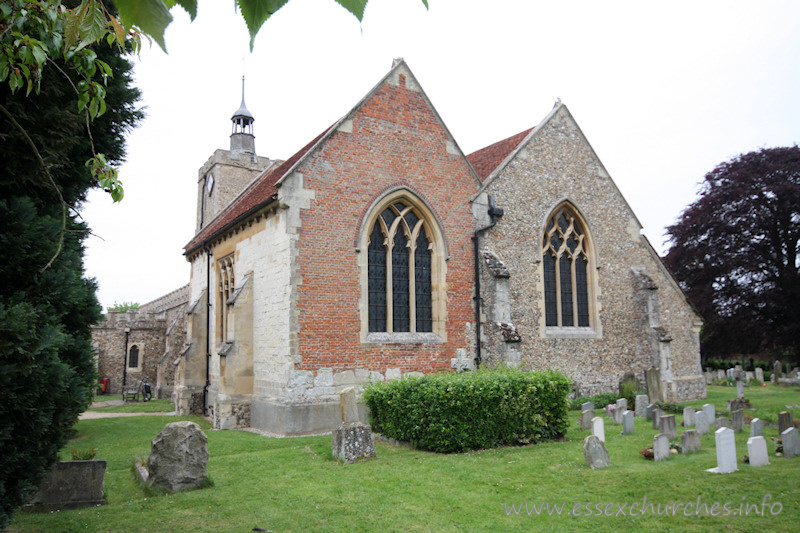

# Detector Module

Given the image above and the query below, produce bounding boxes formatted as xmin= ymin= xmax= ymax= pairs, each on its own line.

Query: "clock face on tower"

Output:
xmin=206 ymin=173 xmax=214 ymax=195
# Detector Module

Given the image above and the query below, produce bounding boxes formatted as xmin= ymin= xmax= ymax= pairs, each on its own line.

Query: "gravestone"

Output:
xmin=747 ymin=436 xmax=770 ymax=467
xmin=683 ymin=407 xmax=696 ymax=427
xmin=735 ymin=364 xmax=743 ymax=371
xmin=726 ymin=368 xmax=734 ymax=379
xmin=580 ymin=409 xmax=595 ymax=431
xmin=339 ymin=387 xmax=359 ymax=423
xmin=148 ymin=421 xmax=209 ymax=493
xmin=783 ymin=427 xmax=800 ymax=459
xmin=750 ymin=418 xmax=764 ymax=438
xmin=706 ymin=427 xmax=737 ymax=474
xmin=715 ymin=417 xmax=731 ymax=430
xmin=592 ymin=417 xmax=605 ymax=443
xmin=727 ymin=397 xmax=750 ymax=412
xmin=332 ymin=388 xmax=376 ymax=463
xmin=635 ymin=395 xmax=648 ymax=417
xmin=682 ymin=430 xmax=701 ymax=454
xmin=702 ymin=404 xmax=715 ymax=425
xmin=622 ymin=410 xmax=634 ymax=434
xmin=612 ymin=404 xmax=623 ymax=425
xmin=652 ymin=409 xmax=663 ymax=430
xmin=645 ymin=403 xmax=655 ymax=421
xmin=581 ymin=401 xmax=594 ymax=413
xmin=778 ymin=411 xmax=794 ymax=435
xmin=736 ymin=380 xmax=745 ymax=399
xmin=653 ymin=433 xmax=670 ymax=462
xmin=731 ymin=409 xmax=744 ymax=433
xmin=755 ymin=368 xmax=764 ymax=383
xmin=695 ymin=414 xmax=710 ymax=436
xmin=583 ymin=435 xmax=610 ymax=469
xmin=660 ymin=414 xmax=677 ymax=440
xmin=716 ymin=370 xmax=725 ymax=381
xmin=645 ymin=367 xmax=664 ymax=403
xmin=705 ymin=372 xmax=713 ymax=385
xmin=774 ymin=360 xmax=783 ymax=380
xmin=745 ymin=371 xmax=754 ymax=382
xmin=616 ymin=398 xmax=628 ymax=412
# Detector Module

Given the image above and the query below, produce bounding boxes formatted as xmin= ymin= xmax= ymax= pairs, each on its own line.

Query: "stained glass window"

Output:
xmin=542 ymin=205 xmax=592 ymax=328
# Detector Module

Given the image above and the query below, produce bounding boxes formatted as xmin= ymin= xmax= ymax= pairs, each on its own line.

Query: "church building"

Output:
xmin=174 ymin=59 xmax=705 ymax=434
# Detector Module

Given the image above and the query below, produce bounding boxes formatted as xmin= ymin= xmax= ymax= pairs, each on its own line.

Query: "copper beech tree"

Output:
xmin=664 ymin=146 xmax=800 ymax=361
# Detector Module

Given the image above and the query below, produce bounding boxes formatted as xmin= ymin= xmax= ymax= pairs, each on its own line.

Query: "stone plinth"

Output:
xmin=332 ymin=422 xmax=376 ymax=463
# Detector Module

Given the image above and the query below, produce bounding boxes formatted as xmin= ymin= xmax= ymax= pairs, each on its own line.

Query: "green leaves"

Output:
xmin=86 ymin=154 xmax=124 ymax=202
xmin=237 ymin=0 xmax=290 ymax=51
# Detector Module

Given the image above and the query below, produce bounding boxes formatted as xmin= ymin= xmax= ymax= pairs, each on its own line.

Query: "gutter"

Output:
xmin=472 ymin=195 xmax=503 ymax=369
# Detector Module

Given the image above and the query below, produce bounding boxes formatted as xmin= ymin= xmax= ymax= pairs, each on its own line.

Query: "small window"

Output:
xmin=128 ymin=345 xmax=139 ymax=368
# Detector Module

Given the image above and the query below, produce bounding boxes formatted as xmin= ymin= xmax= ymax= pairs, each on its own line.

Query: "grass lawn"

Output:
xmin=9 ymin=385 xmax=800 ymax=532
xmin=88 ymin=398 xmax=175 ymax=414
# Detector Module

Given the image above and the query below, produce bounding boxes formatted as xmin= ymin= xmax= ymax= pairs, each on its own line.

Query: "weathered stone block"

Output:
xmin=583 ymin=435 xmax=610 ymax=469
xmin=148 ymin=421 xmax=209 ymax=493
xmin=25 ymin=460 xmax=106 ymax=511
xmin=681 ymin=430 xmax=700 ymax=454
xmin=332 ymin=422 xmax=376 ymax=463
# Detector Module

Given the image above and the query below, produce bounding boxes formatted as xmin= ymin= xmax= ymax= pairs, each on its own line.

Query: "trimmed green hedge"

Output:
xmin=363 ymin=368 xmax=571 ymax=453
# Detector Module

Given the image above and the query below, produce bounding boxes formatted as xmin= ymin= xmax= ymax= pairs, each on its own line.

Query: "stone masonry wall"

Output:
xmin=478 ymin=105 xmax=705 ymax=401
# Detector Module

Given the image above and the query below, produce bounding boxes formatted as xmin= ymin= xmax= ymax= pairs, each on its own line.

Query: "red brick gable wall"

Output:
xmin=293 ymin=78 xmax=478 ymax=374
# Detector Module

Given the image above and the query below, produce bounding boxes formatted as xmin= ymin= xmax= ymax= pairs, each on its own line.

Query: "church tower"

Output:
xmin=195 ymin=78 xmax=280 ymax=232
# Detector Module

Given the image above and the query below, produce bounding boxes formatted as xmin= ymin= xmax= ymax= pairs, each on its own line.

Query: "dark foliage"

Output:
xmin=0 ymin=41 xmax=141 ymax=527
xmin=364 ymin=369 xmax=571 ymax=453
xmin=664 ymin=146 xmax=800 ymax=362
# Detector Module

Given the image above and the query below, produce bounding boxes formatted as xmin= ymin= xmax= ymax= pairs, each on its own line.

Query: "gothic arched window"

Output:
xmin=367 ymin=199 xmax=435 ymax=334
xmin=128 ymin=345 xmax=140 ymax=368
xmin=542 ymin=204 xmax=592 ymax=328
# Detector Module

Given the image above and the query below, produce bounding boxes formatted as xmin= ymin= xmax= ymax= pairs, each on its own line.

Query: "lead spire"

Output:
xmin=230 ymin=76 xmax=256 ymax=158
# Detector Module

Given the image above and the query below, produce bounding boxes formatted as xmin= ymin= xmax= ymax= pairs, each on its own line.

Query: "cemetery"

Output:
xmin=9 ymin=374 xmax=800 ymax=531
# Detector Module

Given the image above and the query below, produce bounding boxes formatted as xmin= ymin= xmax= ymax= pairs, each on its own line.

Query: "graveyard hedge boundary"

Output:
xmin=363 ymin=368 xmax=571 ymax=453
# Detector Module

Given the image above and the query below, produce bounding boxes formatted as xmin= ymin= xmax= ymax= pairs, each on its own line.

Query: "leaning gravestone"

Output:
xmin=731 ymin=409 xmax=744 ymax=433
xmin=645 ymin=403 xmax=655 ymax=421
xmin=660 ymin=414 xmax=677 ymax=440
xmin=622 ymin=410 xmax=634 ymax=435
xmin=683 ymin=407 xmax=696 ymax=427
xmin=592 ymin=417 xmax=605 ymax=443
xmin=702 ymin=404 xmax=715 ymax=425
xmin=332 ymin=387 xmax=376 ymax=463
xmin=580 ymin=409 xmax=595 ymax=431
xmin=583 ymin=435 xmax=610 ymax=469
xmin=653 ymin=433 xmax=670 ymax=462
xmin=747 ymin=436 xmax=770 ymax=467
xmin=148 ymin=421 xmax=209 ymax=493
xmin=707 ymin=427 xmax=737 ymax=474
xmin=695 ymin=413 xmax=710 ymax=436
xmin=778 ymin=411 xmax=794 ymax=435
xmin=682 ymin=430 xmax=701 ymax=454
xmin=635 ymin=395 xmax=648 ymax=417
xmin=750 ymin=418 xmax=764 ymax=438
xmin=783 ymin=427 xmax=800 ymax=459
xmin=652 ymin=409 xmax=663 ymax=430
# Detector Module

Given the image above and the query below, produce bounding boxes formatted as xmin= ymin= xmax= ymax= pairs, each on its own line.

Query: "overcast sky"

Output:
xmin=80 ymin=0 xmax=800 ymax=311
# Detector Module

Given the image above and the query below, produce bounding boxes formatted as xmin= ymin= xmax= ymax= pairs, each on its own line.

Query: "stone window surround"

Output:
xmin=540 ymin=201 xmax=601 ymax=338
xmin=127 ymin=343 xmax=143 ymax=372
xmin=216 ymin=254 xmax=235 ymax=345
xmin=357 ymin=188 xmax=448 ymax=344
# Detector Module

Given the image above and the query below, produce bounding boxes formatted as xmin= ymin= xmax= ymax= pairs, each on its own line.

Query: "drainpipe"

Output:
xmin=203 ymin=242 xmax=212 ymax=416
xmin=472 ymin=195 xmax=504 ymax=369
xmin=122 ymin=327 xmax=130 ymax=390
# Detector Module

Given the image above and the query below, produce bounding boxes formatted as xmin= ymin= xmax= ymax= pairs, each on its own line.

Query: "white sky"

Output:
xmin=80 ymin=0 xmax=800 ymax=311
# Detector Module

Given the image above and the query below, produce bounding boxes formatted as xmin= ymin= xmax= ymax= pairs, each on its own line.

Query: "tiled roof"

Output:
xmin=467 ymin=128 xmax=532 ymax=181
xmin=184 ymin=126 xmax=332 ymax=254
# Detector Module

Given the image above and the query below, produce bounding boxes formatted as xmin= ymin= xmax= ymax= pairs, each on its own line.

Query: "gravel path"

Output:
xmin=79 ymin=399 xmax=176 ymax=420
